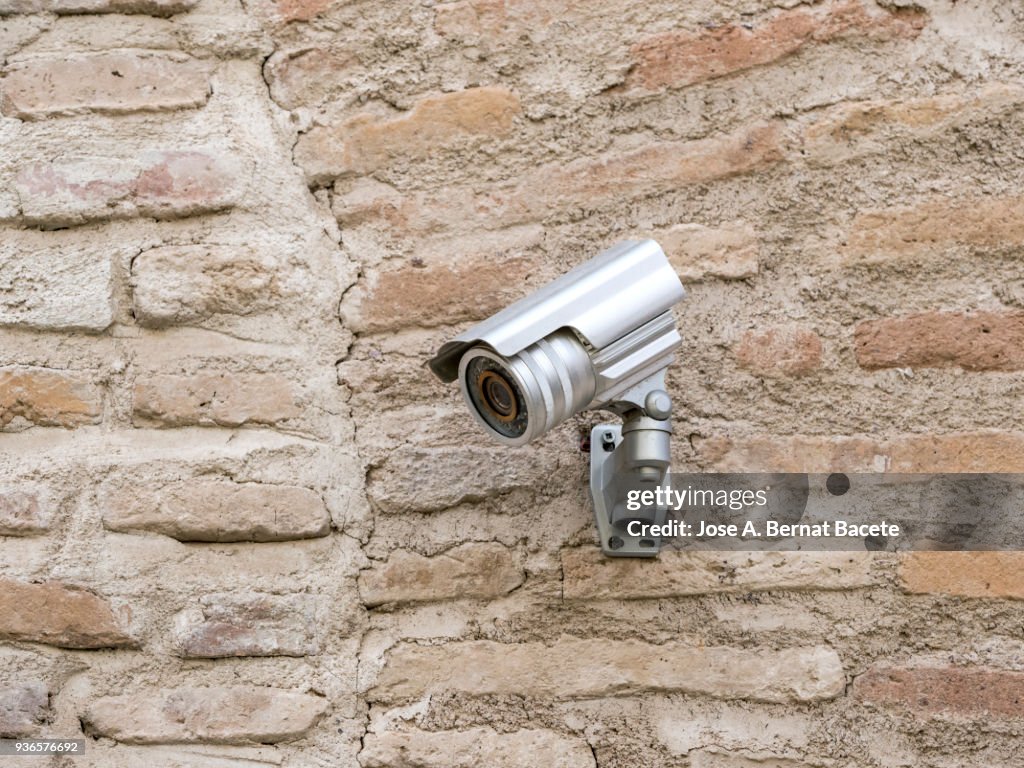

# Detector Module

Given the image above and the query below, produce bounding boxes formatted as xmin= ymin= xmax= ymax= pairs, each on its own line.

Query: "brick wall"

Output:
xmin=1 ymin=0 xmax=1023 ymax=765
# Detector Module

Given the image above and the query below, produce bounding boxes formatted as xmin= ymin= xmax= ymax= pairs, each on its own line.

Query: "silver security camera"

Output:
xmin=428 ymin=239 xmax=686 ymax=557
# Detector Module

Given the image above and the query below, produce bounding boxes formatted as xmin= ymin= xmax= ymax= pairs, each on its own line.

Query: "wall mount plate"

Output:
xmin=589 ymin=423 xmax=669 ymax=557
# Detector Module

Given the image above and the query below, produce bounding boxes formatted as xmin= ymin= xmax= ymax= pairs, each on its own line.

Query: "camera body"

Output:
xmin=428 ymin=239 xmax=686 ymax=446
xmin=429 ymin=239 xmax=687 ymax=558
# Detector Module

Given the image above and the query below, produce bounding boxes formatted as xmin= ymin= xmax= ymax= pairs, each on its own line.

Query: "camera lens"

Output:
xmin=459 ymin=332 xmax=597 ymax=446
xmin=479 ymin=370 xmax=516 ymax=421
xmin=464 ymin=356 xmax=528 ymax=439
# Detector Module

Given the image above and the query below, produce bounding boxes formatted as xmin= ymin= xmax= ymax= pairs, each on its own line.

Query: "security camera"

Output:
xmin=429 ymin=239 xmax=686 ymax=557
xmin=427 ymin=239 xmax=685 ymax=444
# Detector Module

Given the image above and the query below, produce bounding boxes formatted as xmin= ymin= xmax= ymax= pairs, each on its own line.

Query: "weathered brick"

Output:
xmin=174 ymin=593 xmax=318 ymax=657
xmin=132 ymin=372 xmax=301 ymax=428
xmin=332 ymin=178 xmax=411 ymax=230
xmin=335 ymin=122 xmax=784 ymax=232
xmin=360 ymin=543 xmax=523 ymax=607
xmin=856 ymin=666 xmax=1024 ymax=719
xmin=264 ymin=47 xmax=360 ymax=111
xmin=503 ymin=122 xmax=784 ymax=224
xmin=341 ymin=229 xmax=540 ymax=333
xmin=434 ymin=0 xmax=561 ymax=39
xmin=699 ymin=431 xmax=1024 ymax=473
xmin=0 ymin=0 xmax=194 ymax=14
xmin=562 ymin=550 xmax=875 ymax=600
xmin=361 ymin=728 xmax=596 ymax=768
xmin=0 ymin=53 xmax=211 ymax=120
xmin=247 ymin=0 xmax=329 ymax=24
xmin=104 ymin=480 xmax=330 ymax=542
xmin=0 ymin=367 xmax=101 ymax=429
xmin=805 ymin=82 xmax=1024 ymax=166
xmin=0 ymin=490 xmax=49 ymax=535
xmin=855 ymin=311 xmax=1024 ymax=371
xmin=56 ymin=750 xmax=277 ymax=768
xmin=370 ymin=639 xmax=845 ymax=703
xmin=735 ymin=324 xmax=823 ymax=377
xmin=627 ymin=0 xmax=926 ymax=92
xmin=0 ymin=234 xmax=114 ymax=332
xmin=654 ymin=701 xmax=814 ymax=757
xmin=95 ymin=529 xmax=336 ymax=596
xmin=0 ymin=578 xmax=132 ymax=648
xmin=656 ymin=222 xmax=759 ymax=282
xmin=838 ymin=195 xmax=1024 ymax=264
xmin=13 ymin=150 xmax=244 ymax=229
xmin=367 ymin=445 xmax=551 ymax=514
xmin=84 ymin=686 xmax=327 ymax=744
xmin=274 ymin=0 xmax=328 ymax=21
xmin=329 ymin=184 xmax=445 ymax=234
xmin=0 ymin=682 xmax=48 ymax=738
xmin=899 ymin=552 xmax=1024 ymax=599
xmin=690 ymin=753 xmax=818 ymax=768
xmin=131 ymin=245 xmax=288 ymax=327
xmin=295 ymin=86 xmax=521 ymax=183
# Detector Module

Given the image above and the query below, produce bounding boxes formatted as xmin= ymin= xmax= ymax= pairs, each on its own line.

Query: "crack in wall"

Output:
xmin=249 ymin=20 xmax=380 ymax=764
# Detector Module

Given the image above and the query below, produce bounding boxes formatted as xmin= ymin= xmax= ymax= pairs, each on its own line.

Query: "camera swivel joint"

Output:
xmin=590 ymin=377 xmax=674 ymax=557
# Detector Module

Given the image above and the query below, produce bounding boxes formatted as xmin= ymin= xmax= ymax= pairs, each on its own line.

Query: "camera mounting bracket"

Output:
xmin=589 ymin=375 xmax=673 ymax=557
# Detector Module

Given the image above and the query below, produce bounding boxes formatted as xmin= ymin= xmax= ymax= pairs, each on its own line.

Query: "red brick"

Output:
xmin=690 ymin=752 xmax=820 ymax=768
xmin=627 ymin=0 xmax=926 ymax=92
xmin=15 ymin=150 xmax=244 ymax=229
xmin=242 ymin=0 xmax=332 ymax=30
xmin=656 ymin=222 xmax=759 ymax=282
xmin=130 ymin=245 xmax=288 ymax=327
xmin=335 ymin=122 xmax=784 ymax=232
xmin=839 ymin=195 xmax=1024 ymax=263
xmin=104 ymin=480 xmax=330 ymax=542
xmin=367 ymin=445 xmax=552 ymax=513
xmin=0 ymin=578 xmax=132 ymax=648
xmin=506 ymin=122 xmax=784 ymax=221
xmin=264 ymin=47 xmax=359 ymax=111
xmin=0 ymin=0 xmax=194 ymax=14
xmin=332 ymin=178 xmax=411 ymax=230
xmin=371 ymin=639 xmax=845 ymax=703
xmin=359 ymin=543 xmax=524 ymax=607
xmin=434 ymin=0 xmax=563 ymax=39
xmin=350 ymin=255 xmax=531 ymax=332
xmin=295 ymin=86 xmax=521 ymax=183
xmin=272 ymin=0 xmax=329 ymax=21
xmin=856 ymin=666 xmax=1024 ymax=719
xmin=699 ymin=431 xmax=1024 ymax=473
xmin=0 ymin=367 xmax=100 ymax=429
xmin=174 ymin=593 xmax=319 ymax=657
xmin=563 ymin=550 xmax=875 ymax=599
xmin=0 ymin=682 xmax=48 ymax=738
xmin=132 ymin=372 xmax=301 ymax=428
xmin=0 ymin=491 xmax=49 ymax=535
xmin=1 ymin=53 xmax=211 ymax=120
xmin=899 ymin=552 xmax=1024 ymax=599
xmin=361 ymin=728 xmax=596 ymax=768
xmin=342 ymin=229 xmax=540 ymax=333
xmin=804 ymin=83 xmax=1024 ymax=166
xmin=855 ymin=311 xmax=1024 ymax=371
xmin=84 ymin=686 xmax=327 ymax=744
xmin=0 ymin=233 xmax=115 ymax=332
xmin=735 ymin=324 xmax=823 ymax=377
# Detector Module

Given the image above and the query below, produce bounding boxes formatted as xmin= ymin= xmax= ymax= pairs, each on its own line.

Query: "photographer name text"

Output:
xmin=625 ymin=519 xmax=901 ymax=539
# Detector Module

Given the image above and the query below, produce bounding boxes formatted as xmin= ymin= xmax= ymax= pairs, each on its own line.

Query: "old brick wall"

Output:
xmin=1 ymin=0 xmax=1023 ymax=766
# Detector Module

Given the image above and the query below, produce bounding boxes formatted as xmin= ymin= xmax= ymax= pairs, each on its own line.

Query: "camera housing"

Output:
xmin=429 ymin=240 xmax=685 ymax=441
xmin=428 ymin=239 xmax=687 ymax=556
